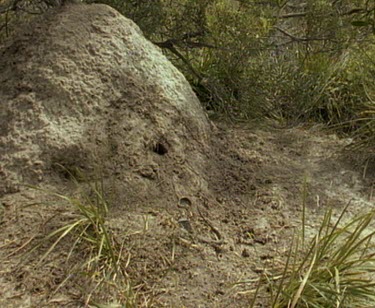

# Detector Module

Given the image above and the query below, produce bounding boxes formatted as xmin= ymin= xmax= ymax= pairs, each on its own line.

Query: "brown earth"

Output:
xmin=0 ymin=3 xmax=374 ymax=308
xmin=1 ymin=122 xmax=373 ymax=307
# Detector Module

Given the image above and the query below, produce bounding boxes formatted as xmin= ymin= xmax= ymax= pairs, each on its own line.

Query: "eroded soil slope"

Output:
xmin=0 ymin=123 xmax=373 ymax=308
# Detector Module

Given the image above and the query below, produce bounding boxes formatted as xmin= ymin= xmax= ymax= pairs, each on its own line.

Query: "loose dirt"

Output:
xmin=1 ymin=122 xmax=373 ymax=307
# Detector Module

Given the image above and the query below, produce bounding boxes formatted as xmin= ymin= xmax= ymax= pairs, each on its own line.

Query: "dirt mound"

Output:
xmin=0 ymin=3 xmax=212 ymax=204
xmin=0 ymin=4 xmax=261 ymax=306
xmin=1 ymin=3 xmax=373 ymax=308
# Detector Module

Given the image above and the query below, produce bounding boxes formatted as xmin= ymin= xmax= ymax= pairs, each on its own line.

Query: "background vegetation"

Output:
xmin=98 ymin=0 xmax=375 ymax=161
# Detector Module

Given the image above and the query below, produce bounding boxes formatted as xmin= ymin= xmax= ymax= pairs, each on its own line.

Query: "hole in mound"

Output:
xmin=179 ymin=197 xmax=192 ymax=208
xmin=153 ymin=142 xmax=168 ymax=155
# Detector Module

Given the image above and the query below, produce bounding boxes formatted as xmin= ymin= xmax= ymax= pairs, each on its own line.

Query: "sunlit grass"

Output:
xmin=246 ymin=201 xmax=375 ymax=308
xmin=27 ymin=167 xmax=136 ymax=306
xmin=271 ymin=203 xmax=375 ymax=308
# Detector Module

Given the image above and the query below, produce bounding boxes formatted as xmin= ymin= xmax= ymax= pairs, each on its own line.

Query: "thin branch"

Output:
xmin=274 ymin=26 xmax=332 ymax=42
xmin=276 ymin=8 xmax=370 ymax=19
xmin=153 ymin=40 xmax=202 ymax=81
xmin=278 ymin=12 xmax=307 ymax=19
xmin=342 ymin=8 xmax=366 ymax=16
xmin=274 ymin=26 xmax=308 ymax=42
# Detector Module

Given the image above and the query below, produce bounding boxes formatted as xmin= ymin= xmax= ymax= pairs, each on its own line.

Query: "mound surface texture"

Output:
xmin=0 ymin=3 xmax=212 ymax=201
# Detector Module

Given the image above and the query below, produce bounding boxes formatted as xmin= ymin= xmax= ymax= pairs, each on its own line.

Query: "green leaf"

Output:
xmin=351 ymin=21 xmax=370 ymax=27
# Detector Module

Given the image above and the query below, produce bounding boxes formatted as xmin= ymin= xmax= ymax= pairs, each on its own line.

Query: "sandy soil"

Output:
xmin=1 ymin=122 xmax=373 ymax=308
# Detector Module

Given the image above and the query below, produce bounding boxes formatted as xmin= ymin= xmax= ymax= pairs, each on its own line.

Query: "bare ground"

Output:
xmin=1 ymin=122 xmax=373 ymax=308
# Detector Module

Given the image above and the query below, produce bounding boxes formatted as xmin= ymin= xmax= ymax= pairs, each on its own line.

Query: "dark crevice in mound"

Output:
xmin=153 ymin=141 xmax=168 ymax=156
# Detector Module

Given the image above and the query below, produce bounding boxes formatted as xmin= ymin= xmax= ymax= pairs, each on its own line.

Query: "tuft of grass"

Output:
xmin=27 ymin=167 xmax=135 ymax=306
xmin=246 ymin=201 xmax=375 ymax=308
xmin=272 ymin=203 xmax=375 ymax=308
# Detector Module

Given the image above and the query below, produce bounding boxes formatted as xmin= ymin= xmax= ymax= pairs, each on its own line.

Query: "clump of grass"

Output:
xmin=271 ymin=202 xmax=375 ymax=308
xmin=347 ymin=95 xmax=375 ymax=160
xmin=28 ymin=167 xmax=134 ymax=306
xmin=246 ymin=201 xmax=375 ymax=308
